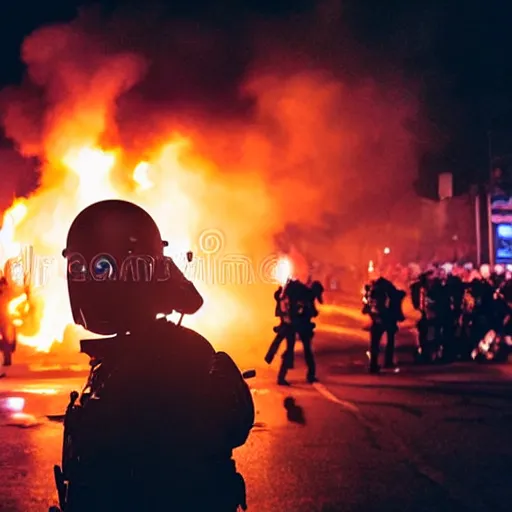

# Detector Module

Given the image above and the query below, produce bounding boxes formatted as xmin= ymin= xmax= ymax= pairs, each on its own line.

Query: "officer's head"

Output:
xmin=480 ymin=264 xmax=491 ymax=280
xmin=494 ymin=264 xmax=505 ymax=276
xmin=440 ymin=262 xmax=453 ymax=276
xmin=63 ymin=200 xmax=203 ymax=336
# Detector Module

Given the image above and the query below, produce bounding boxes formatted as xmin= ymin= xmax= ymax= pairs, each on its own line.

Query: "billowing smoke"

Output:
xmin=0 ymin=3 xmax=424 ymax=360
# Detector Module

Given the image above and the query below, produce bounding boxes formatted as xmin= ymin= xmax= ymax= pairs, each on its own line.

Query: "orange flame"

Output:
xmin=0 ymin=16 xmax=421 ymax=356
xmin=0 ymin=136 xmax=273 ymax=352
xmin=7 ymin=293 xmax=29 ymax=327
xmin=0 ymin=201 xmax=27 ymax=262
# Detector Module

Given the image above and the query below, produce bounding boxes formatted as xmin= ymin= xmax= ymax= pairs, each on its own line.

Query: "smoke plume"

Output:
xmin=0 ymin=2 xmax=424 ymax=359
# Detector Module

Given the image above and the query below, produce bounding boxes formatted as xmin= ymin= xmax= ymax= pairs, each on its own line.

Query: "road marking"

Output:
xmin=311 ymin=383 xmax=360 ymax=413
xmin=314 ymin=381 xmax=445 ymax=480
xmin=310 ymin=380 xmax=490 ymax=511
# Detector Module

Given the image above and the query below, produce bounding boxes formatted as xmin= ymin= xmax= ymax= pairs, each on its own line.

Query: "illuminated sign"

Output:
xmin=491 ymin=195 xmax=512 ymax=263
xmin=491 ymin=196 xmax=512 ymax=223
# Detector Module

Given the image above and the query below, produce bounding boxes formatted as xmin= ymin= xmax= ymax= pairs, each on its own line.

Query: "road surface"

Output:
xmin=2 ymin=347 xmax=512 ymax=512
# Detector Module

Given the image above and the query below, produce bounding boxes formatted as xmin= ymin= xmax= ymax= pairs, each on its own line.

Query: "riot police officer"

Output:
xmin=410 ymin=270 xmax=439 ymax=362
xmin=0 ymin=277 xmax=14 ymax=377
xmin=52 ymin=200 xmax=254 ymax=512
xmin=264 ymin=284 xmax=295 ymax=368
xmin=276 ymin=279 xmax=321 ymax=385
xmin=470 ymin=266 xmax=496 ymax=351
xmin=442 ymin=266 xmax=464 ymax=360
xmin=364 ymin=276 xmax=405 ymax=373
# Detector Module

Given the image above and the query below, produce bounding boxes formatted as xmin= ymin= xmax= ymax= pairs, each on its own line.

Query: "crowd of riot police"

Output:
xmin=362 ymin=263 xmax=512 ymax=371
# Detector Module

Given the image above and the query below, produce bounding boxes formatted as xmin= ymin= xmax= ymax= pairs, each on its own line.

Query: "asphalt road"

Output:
xmin=2 ymin=348 xmax=512 ymax=512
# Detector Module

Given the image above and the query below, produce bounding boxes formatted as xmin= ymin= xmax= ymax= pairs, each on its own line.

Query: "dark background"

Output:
xmin=1 ymin=0 xmax=511 ymax=199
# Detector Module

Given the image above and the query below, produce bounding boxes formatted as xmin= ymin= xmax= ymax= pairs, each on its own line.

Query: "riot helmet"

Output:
xmin=63 ymin=200 xmax=203 ymax=336
xmin=480 ymin=264 xmax=491 ymax=280
xmin=494 ymin=264 xmax=505 ymax=276
xmin=440 ymin=262 xmax=453 ymax=275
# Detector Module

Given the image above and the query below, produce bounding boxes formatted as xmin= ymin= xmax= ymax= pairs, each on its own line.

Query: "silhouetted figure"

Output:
xmin=445 ymin=272 xmax=465 ymax=359
xmin=500 ymin=279 xmax=512 ymax=341
xmin=429 ymin=273 xmax=454 ymax=360
xmin=264 ymin=285 xmax=295 ymax=368
xmin=51 ymin=200 xmax=254 ymax=512
xmin=364 ymin=277 xmax=405 ymax=373
xmin=429 ymin=269 xmax=466 ymax=362
xmin=469 ymin=276 xmax=496 ymax=352
xmin=471 ymin=274 xmax=512 ymax=362
xmin=410 ymin=270 xmax=439 ymax=362
xmin=0 ymin=277 xmax=14 ymax=378
xmin=283 ymin=397 xmax=306 ymax=425
xmin=277 ymin=279 xmax=321 ymax=385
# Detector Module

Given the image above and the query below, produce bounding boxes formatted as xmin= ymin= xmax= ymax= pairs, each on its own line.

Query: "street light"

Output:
xmin=383 ymin=247 xmax=391 ymax=255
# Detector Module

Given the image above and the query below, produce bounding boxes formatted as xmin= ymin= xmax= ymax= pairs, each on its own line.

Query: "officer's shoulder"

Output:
xmin=170 ymin=322 xmax=214 ymax=346
xmin=151 ymin=321 xmax=216 ymax=356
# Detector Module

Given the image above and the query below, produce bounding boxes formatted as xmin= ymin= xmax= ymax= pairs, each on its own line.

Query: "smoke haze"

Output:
xmin=0 ymin=2 xmax=427 ymax=358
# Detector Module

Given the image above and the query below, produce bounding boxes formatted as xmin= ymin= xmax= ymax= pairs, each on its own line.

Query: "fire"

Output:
xmin=133 ymin=162 xmax=154 ymax=191
xmin=0 ymin=23 xmax=357 ymax=357
xmin=7 ymin=293 xmax=29 ymax=327
xmin=0 ymin=135 xmax=271 ymax=353
xmin=0 ymin=7 xmax=427 ymax=359
xmin=274 ymin=257 xmax=293 ymax=286
xmin=0 ymin=201 xmax=28 ymax=263
xmin=63 ymin=147 xmax=119 ymax=204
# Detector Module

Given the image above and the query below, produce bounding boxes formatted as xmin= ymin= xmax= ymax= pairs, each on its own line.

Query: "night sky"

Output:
xmin=1 ymin=0 xmax=511 ymax=198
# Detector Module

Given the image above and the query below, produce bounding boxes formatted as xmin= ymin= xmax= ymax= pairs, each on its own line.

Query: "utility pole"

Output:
xmin=472 ymin=185 xmax=481 ymax=266
xmin=487 ymin=130 xmax=495 ymax=266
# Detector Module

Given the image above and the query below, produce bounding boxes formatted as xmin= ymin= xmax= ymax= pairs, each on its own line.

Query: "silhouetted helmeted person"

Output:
xmin=0 ymin=277 xmax=15 ymax=377
xmin=364 ymin=277 xmax=405 ymax=373
xmin=410 ymin=270 xmax=439 ymax=361
xmin=469 ymin=275 xmax=496 ymax=351
xmin=445 ymin=271 xmax=464 ymax=359
xmin=500 ymin=279 xmax=512 ymax=337
xmin=277 ymin=279 xmax=322 ymax=385
xmin=264 ymin=283 xmax=295 ymax=367
xmin=52 ymin=200 xmax=254 ymax=512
